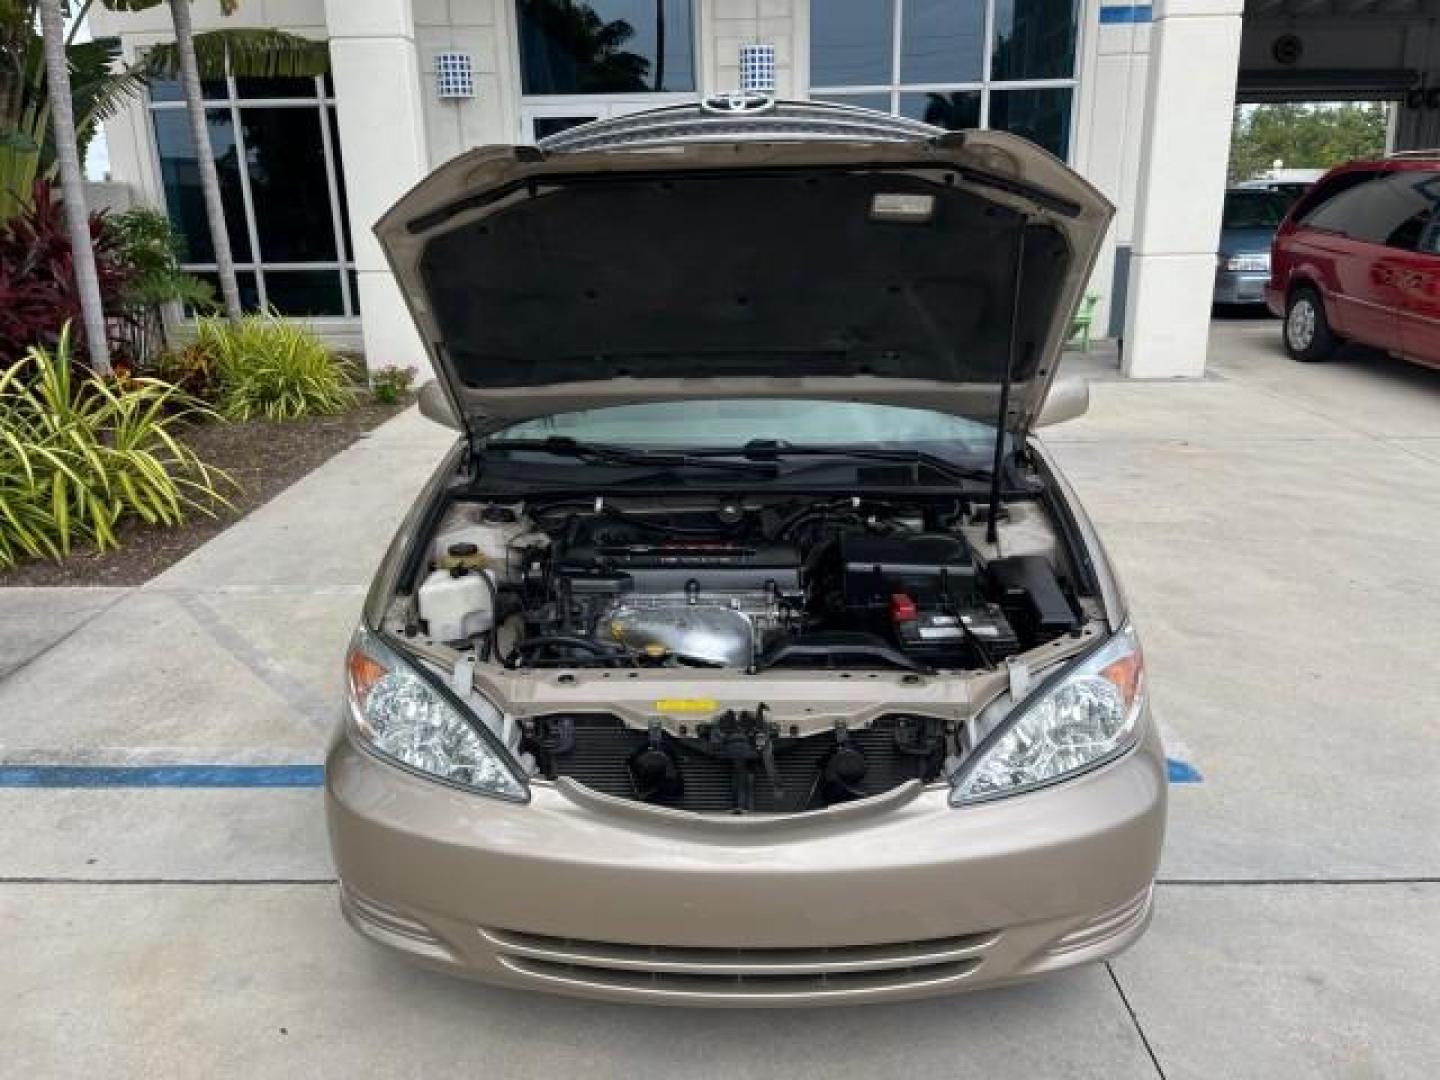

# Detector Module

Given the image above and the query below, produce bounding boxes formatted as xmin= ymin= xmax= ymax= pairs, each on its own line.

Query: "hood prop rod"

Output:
xmin=986 ymin=218 xmax=1029 ymax=546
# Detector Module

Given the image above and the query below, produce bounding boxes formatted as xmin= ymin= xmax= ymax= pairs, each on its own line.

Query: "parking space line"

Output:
xmin=0 ymin=761 xmax=1202 ymax=788
xmin=1165 ymin=758 xmax=1202 ymax=783
xmin=0 ymin=765 xmax=324 ymax=788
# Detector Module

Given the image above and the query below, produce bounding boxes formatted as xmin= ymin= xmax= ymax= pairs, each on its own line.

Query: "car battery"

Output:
xmin=893 ymin=603 xmax=1020 ymax=668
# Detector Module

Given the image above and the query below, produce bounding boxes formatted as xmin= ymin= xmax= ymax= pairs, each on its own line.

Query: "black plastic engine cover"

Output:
xmin=840 ymin=532 xmax=979 ymax=610
xmin=987 ymin=555 xmax=1078 ymax=643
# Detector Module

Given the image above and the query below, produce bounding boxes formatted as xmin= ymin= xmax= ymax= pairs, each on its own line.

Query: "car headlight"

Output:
xmin=344 ymin=629 xmax=527 ymax=801
xmin=1224 ymin=253 xmax=1269 ymax=273
xmin=950 ymin=624 xmax=1145 ymax=805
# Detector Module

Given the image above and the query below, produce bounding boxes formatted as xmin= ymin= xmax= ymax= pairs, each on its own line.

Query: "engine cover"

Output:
xmin=556 ymin=517 xmax=801 ymax=595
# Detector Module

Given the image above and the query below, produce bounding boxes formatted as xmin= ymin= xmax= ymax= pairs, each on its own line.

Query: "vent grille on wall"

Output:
xmin=435 ymin=51 xmax=475 ymax=100
xmin=739 ymin=44 xmax=776 ymax=94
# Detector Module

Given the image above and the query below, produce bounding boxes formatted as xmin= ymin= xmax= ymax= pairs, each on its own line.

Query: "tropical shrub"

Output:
xmin=370 ymin=363 xmax=417 ymax=404
xmin=105 ymin=206 xmax=216 ymax=312
xmin=153 ymin=340 xmax=217 ymax=400
xmin=0 ymin=328 xmax=233 ymax=568
xmin=0 ymin=183 xmax=133 ymax=365
xmin=195 ymin=310 xmax=356 ymax=420
xmin=104 ymin=207 xmax=217 ymax=367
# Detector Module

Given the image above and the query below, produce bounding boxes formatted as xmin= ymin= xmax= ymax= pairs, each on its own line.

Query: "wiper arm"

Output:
xmin=488 ymin=437 xmax=778 ymax=476
xmin=691 ymin=440 xmax=994 ymax=484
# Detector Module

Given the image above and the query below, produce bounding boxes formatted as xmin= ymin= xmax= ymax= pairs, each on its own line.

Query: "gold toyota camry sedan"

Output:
xmin=326 ymin=96 xmax=1166 ymax=1007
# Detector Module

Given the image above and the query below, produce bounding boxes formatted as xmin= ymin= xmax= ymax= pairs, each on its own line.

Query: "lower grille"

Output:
xmin=536 ymin=714 xmax=943 ymax=813
xmin=499 ymin=956 xmax=983 ymax=1002
xmin=483 ymin=926 xmax=996 ymax=1001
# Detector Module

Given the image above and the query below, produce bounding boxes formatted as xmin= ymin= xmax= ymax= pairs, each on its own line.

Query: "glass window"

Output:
xmin=1303 ymin=174 xmax=1394 ymax=238
xmin=498 ymin=400 xmax=997 ymax=457
xmin=265 ymin=269 xmax=345 ymax=317
xmin=900 ymin=0 xmax=984 ymax=85
xmin=241 ymin=107 xmax=337 ymax=262
xmin=233 ymin=75 xmax=320 ymax=100
xmin=811 ymin=0 xmax=894 ymax=87
xmin=812 ymin=92 xmax=893 ymax=113
xmin=516 ymin=0 xmax=695 ymax=94
xmin=153 ymin=109 xmax=252 ymax=262
xmin=899 ymin=90 xmax=980 ymax=131
xmin=327 ymin=110 xmax=353 ymax=262
xmin=1222 ymin=191 xmax=1290 ymax=231
xmin=989 ymin=87 xmax=1072 ymax=159
xmin=187 ymin=270 xmax=260 ymax=315
xmin=147 ymin=73 xmax=227 ymax=103
xmin=1325 ymin=171 xmax=1440 ymax=249
xmin=990 ymin=0 xmax=1078 ymax=82
xmin=809 ymin=0 xmax=1077 ymax=160
xmin=534 ymin=114 xmax=601 ymax=140
xmin=149 ymin=70 xmax=355 ymax=318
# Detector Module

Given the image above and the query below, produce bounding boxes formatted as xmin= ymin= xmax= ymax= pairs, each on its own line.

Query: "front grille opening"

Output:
xmin=501 ymin=956 xmax=983 ymax=1000
xmin=523 ymin=714 xmax=947 ymax=814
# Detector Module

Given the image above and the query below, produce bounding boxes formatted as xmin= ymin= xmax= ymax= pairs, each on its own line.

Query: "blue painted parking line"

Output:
xmin=2 ymin=760 xmax=1201 ymax=788
xmin=1166 ymin=758 xmax=1202 ymax=783
xmin=0 ymin=765 xmax=325 ymax=788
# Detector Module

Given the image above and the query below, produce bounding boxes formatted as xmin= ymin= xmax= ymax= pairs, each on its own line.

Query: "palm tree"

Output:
xmin=35 ymin=0 xmax=110 ymax=373
xmin=103 ymin=1 xmax=329 ymax=323
xmin=165 ymin=0 xmax=239 ymax=320
xmin=2 ymin=1 xmax=145 ymax=218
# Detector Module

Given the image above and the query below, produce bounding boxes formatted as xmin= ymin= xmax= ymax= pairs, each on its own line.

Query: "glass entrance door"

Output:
xmin=520 ymin=97 xmax=691 ymax=142
xmin=513 ymin=1 xmax=700 ymax=143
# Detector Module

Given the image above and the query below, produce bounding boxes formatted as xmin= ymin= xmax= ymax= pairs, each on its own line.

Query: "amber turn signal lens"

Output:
xmin=346 ymin=646 xmax=388 ymax=708
xmin=1100 ymin=652 xmax=1143 ymax=707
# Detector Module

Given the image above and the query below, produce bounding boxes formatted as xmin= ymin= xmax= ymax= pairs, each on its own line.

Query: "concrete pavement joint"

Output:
xmin=1156 ymin=877 xmax=1440 ymax=887
xmin=0 ymin=589 xmax=130 ymax=688
xmin=1105 ymin=962 xmax=1169 ymax=1080
xmin=174 ymin=592 xmax=334 ymax=731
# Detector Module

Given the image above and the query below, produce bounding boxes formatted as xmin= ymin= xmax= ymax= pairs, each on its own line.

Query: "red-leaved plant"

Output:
xmin=0 ymin=183 xmax=133 ymax=369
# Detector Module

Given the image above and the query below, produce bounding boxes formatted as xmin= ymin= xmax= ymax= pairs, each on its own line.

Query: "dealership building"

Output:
xmin=92 ymin=0 xmax=1440 ymax=381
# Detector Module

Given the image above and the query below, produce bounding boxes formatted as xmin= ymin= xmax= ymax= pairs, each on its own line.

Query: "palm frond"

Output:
xmin=141 ymin=28 xmax=330 ymax=81
xmin=68 ymin=37 xmax=147 ymax=128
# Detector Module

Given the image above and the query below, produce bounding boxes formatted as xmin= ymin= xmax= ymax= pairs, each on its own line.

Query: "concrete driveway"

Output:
xmin=2 ymin=317 xmax=1438 ymax=1078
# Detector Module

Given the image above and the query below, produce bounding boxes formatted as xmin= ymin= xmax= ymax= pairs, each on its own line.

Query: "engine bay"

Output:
xmin=392 ymin=487 xmax=1094 ymax=814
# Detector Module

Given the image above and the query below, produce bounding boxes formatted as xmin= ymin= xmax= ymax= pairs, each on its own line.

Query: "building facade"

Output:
xmin=94 ymin=0 xmax=1246 ymax=380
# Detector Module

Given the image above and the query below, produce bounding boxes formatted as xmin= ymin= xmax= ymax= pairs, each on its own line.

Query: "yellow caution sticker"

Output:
xmin=654 ymin=698 xmax=720 ymax=714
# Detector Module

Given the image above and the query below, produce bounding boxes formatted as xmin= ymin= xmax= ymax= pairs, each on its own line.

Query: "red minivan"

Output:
xmin=1267 ymin=157 xmax=1440 ymax=369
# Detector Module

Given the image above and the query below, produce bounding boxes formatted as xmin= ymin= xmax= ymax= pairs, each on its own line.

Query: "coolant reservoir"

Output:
xmin=431 ymin=503 xmax=548 ymax=582
xmin=418 ymin=568 xmax=495 ymax=644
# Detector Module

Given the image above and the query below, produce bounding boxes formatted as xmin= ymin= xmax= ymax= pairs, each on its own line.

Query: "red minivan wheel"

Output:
xmin=1284 ymin=286 xmax=1339 ymax=363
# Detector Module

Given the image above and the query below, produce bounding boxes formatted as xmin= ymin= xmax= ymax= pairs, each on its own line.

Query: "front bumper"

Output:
xmin=1265 ymin=283 xmax=1285 ymax=318
xmin=1214 ymin=268 xmax=1271 ymax=305
xmin=326 ymin=712 xmax=1167 ymax=1007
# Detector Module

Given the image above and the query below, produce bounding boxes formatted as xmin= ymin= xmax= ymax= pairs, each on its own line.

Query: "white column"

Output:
xmin=1121 ymin=0 xmax=1242 ymax=378
xmin=324 ymin=0 xmax=431 ymax=375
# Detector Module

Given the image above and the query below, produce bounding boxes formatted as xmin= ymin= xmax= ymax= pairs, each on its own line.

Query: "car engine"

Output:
xmin=416 ymin=494 xmax=1077 ymax=674
xmin=406 ymin=493 xmax=1083 ymax=814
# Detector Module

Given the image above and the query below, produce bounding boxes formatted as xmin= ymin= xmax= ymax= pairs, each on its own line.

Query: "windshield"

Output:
xmin=495 ymin=400 xmax=998 ymax=460
xmin=1223 ymin=190 xmax=1290 ymax=230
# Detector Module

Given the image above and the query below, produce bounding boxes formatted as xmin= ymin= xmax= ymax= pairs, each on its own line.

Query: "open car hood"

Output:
xmin=376 ymin=100 xmax=1113 ymax=440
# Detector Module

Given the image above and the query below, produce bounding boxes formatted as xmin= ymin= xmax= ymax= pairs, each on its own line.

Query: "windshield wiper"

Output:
xmin=687 ymin=440 xmax=995 ymax=485
xmin=488 ymin=436 xmax=779 ymax=476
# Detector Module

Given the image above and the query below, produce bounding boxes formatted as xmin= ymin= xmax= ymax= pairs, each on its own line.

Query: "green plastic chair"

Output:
xmin=1067 ymin=291 xmax=1101 ymax=353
